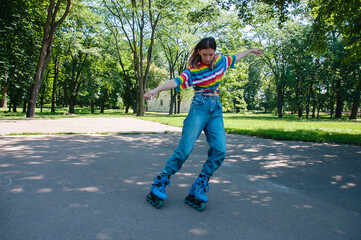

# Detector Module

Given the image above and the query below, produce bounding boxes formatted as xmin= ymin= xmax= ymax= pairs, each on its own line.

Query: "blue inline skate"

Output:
xmin=146 ymin=172 xmax=170 ymax=209
xmin=184 ymin=174 xmax=210 ymax=211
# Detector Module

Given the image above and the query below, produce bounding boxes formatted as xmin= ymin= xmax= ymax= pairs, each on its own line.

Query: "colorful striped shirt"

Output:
xmin=174 ymin=55 xmax=236 ymax=93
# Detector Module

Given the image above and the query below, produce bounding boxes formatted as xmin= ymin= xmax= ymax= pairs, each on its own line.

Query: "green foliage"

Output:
xmin=1 ymin=0 xmax=360 ymax=121
xmin=220 ymin=66 xmax=248 ymax=113
xmin=309 ymin=0 xmax=361 ymax=61
xmin=187 ymin=4 xmax=221 ymax=23
xmin=0 ymin=0 xmax=47 ymax=110
xmin=218 ymin=0 xmax=302 ymax=26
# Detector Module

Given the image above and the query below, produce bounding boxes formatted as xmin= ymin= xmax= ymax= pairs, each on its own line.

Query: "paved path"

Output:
xmin=0 ymin=118 xmax=360 ymax=240
xmin=0 ymin=117 xmax=182 ymax=135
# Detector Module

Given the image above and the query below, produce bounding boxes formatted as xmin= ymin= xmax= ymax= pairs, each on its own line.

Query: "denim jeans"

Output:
xmin=162 ymin=93 xmax=227 ymax=177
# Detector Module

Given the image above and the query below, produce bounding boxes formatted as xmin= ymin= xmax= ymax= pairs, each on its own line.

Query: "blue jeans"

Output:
xmin=162 ymin=93 xmax=227 ymax=177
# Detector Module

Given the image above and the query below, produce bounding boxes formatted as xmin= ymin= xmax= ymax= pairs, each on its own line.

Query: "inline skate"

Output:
xmin=184 ymin=174 xmax=209 ymax=211
xmin=146 ymin=172 xmax=170 ymax=209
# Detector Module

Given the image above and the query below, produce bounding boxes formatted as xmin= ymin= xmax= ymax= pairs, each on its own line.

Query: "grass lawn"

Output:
xmin=1 ymin=106 xmax=360 ymax=145
xmin=139 ymin=113 xmax=361 ymax=146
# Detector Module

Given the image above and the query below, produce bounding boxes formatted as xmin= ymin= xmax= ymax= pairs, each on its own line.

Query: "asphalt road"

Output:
xmin=0 ymin=132 xmax=360 ymax=239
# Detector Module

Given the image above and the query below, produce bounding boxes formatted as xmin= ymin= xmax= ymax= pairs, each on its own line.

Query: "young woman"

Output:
xmin=145 ymin=37 xmax=262 ymax=211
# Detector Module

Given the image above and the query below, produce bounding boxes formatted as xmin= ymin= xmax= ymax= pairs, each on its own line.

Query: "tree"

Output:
xmin=104 ymin=16 xmax=138 ymax=113
xmin=282 ymin=23 xmax=316 ymax=118
xmin=59 ymin=0 xmax=103 ymax=113
xmin=251 ymin=19 xmax=291 ymax=118
xmin=0 ymin=0 xmax=46 ymax=110
xmin=309 ymin=0 xmax=361 ymax=119
xmin=349 ymin=65 xmax=361 ymax=119
xmin=104 ymin=0 xmax=172 ymax=116
xmin=51 ymin=56 xmax=60 ymax=112
xmin=156 ymin=17 xmax=193 ymax=115
xmin=26 ymin=0 xmax=71 ymax=118
xmin=218 ymin=0 xmax=302 ymax=27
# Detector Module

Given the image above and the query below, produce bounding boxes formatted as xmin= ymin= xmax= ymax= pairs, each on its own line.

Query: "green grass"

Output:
xmin=1 ymin=106 xmax=361 ymax=145
xmin=223 ymin=114 xmax=361 ymax=145
xmin=139 ymin=113 xmax=361 ymax=146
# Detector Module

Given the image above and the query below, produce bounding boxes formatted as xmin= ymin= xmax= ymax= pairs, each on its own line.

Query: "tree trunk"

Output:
xmin=137 ymin=86 xmax=145 ymax=116
xmin=335 ymin=79 xmax=343 ymax=118
xmin=40 ymin=82 xmax=46 ymax=113
xmin=68 ymin=53 xmax=88 ymax=114
xmin=310 ymin=85 xmax=315 ymax=118
xmin=0 ymin=82 xmax=7 ymax=108
xmin=26 ymin=0 xmax=71 ymax=118
xmin=330 ymin=100 xmax=334 ymax=118
xmin=22 ymin=98 xmax=27 ymax=113
xmin=27 ymin=43 xmax=52 ymax=117
xmin=177 ymin=93 xmax=181 ymax=114
xmin=316 ymin=87 xmax=321 ymax=119
xmin=317 ymin=104 xmax=320 ymax=119
xmin=169 ymin=89 xmax=176 ymax=115
xmin=101 ymin=101 xmax=105 ymax=114
xmin=12 ymin=102 xmax=17 ymax=113
xmin=40 ymin=69 xmax=50 ymax=113
xmin=349 ymin=74 xmax=361 ymax=119
xmin=174 ymin=92 xmax=177 ymax=114
xmin=51 ymin=56 xmax=59 ymax=113
xmin=91 ymin=100 xmax=95 ymax=113
xmin=305 ymin=85 xmax=312 ymax=119
xmin=100 ymin=89 xmax=107 ymax=114
xmin=312 ymin=103 xmax=316 ymax=118
xmin=63 ymin=84 xmax=68 ymax=107
xmin=297 ymin=87 xmax=302 ymax=117
xmin=69 ymin=96 xmax=75 ymax=114
xmin=276 ymin=84 xmax=283 ymax=118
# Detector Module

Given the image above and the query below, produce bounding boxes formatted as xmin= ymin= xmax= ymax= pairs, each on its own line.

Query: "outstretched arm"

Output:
xmin=144 ymin=79 xmax=178 ymax=100
xmin=235 ymin=49 xmax=263 ymax=62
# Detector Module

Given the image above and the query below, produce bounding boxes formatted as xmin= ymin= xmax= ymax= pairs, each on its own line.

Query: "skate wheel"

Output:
xmin=155 ymin=200 xmax=162 ymax=209
xmin=146 ymin=192 xmax=163 ymax=209
xmin=197 ymin=203 xmax=205 ymax=211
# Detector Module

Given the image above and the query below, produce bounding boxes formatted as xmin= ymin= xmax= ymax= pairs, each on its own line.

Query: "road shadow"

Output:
xmin=0 ymin=134 xmax=360 ymax=240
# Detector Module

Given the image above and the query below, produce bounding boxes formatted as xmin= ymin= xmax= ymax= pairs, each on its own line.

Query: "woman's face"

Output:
xmin=198 ymin=48 xmax=215 ymax=65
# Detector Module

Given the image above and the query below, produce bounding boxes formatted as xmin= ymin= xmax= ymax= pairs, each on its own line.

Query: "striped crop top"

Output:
xmin=174 ymin=55 xmax=236 ymax=93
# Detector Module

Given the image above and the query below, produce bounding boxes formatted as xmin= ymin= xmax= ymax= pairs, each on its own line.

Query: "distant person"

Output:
xmin=144 ymin=37 xmax=262 ymax=211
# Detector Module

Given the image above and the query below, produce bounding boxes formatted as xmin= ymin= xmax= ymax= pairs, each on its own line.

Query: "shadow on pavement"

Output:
xmin=0 ymin=134 xmax=360 ymax=240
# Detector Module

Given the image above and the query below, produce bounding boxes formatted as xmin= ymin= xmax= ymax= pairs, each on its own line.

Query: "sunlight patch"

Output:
xmin=177 ymin=184 xmax=190 ymax=188
xmin=25 ymin=161 xmax=44 ymax=165
xmin=36 ymin=188 xmax=53 ymax=193
xmin=243 ymin=148 xmax=259 ymax=152
xmin=9 ymin=188 xmax=24 ymax=193
xmin=63 ymin=186 xmax=101 ymax=193
xmin=20 ymin=175 xmax=44 ymax=180
xmin=188 ymin=228 xmax=207 ymax=236
xmin=0 ymin=164 xmax=14 ymax=167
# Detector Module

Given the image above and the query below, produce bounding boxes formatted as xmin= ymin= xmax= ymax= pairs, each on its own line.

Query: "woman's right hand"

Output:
xmin=144 ymin=89 xmax=158 ymax=100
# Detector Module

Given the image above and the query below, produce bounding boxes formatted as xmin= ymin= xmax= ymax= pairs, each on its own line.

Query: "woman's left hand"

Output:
xmin=251 ymin=49 xmax=263 ymax=56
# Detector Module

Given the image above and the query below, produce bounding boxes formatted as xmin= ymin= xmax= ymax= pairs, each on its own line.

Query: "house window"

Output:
xmin=160 ymin=100 xmax=163 ymax=106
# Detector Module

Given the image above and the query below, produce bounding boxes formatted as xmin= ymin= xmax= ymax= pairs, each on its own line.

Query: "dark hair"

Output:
xmin=188 ymin=37 xmax=217 ymax=69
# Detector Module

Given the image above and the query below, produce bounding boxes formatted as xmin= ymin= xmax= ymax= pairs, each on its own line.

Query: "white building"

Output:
xmin=147 ymin=90 xmax=193 ymax=113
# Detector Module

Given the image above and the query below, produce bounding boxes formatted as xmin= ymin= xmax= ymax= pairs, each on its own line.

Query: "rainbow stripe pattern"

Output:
xmin=174 ymin=55 xmax=236 ymax=93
